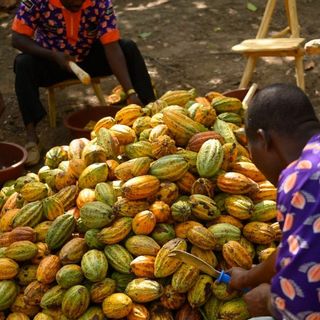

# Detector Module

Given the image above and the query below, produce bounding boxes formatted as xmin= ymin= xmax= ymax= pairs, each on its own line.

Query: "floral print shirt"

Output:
xmin=271 ymin=133 xmax=320 ymax=319
xmin=12 ymin=0 xmax=120 ymax=61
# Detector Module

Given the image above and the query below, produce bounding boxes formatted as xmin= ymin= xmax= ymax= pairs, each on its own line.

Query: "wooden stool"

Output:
xmin=47 ymin=77 xmax=107 ymax=128
xmin=232 ymin=0 xmax=305 ymax=90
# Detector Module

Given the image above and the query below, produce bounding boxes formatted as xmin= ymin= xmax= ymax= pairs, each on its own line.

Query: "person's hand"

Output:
xmin=228 ymin=267 xmax=250 ymax=291
xmin=127 ymin=93 xmax=143 ymax=106
xmin=52 ymin=51 xmax=73 ymax=72
xmin=243 ymin=283 xmax=272 ymax=317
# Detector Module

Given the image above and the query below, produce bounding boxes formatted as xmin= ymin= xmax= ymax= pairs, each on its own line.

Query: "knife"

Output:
xmin=168 ymin=250 xmax=231 ymax=284
xmin=69 ymin=61 xmax=91 ymax=85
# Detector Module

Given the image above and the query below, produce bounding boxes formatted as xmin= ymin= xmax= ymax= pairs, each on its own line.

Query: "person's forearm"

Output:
xmin=244 ymin=249 xmax=278 ymax=288
xmin=12 ymin=32 xmax=55 ymax=61
xmin=103 ymin=42 xmax=134 ymax=92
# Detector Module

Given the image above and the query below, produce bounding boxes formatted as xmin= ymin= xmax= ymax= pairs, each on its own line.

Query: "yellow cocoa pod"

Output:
xmin=154 ymin=238 xmax=187 ymax=278
xmin=171 ymin=263 xmax=199 ymax=293
xmin=187 ymin=274 xmax=214 ymax=307
xmin=222 ymin=240 xmax=252 ymax=269
xmin=0 ymin=258 xmax=19 ymax=280
xmin=259 ymin=247 xmax=277 ymax=263
xmin=232 ymin=161 xmax=265 ymax=182
xmin=186 ymin=226 xmax=216 ymax=250
xmin=250 ymin=180 xmax=277 ymax=202
xmin=125 ymin=279 xmax=163 ymax=303
xmin=98 ymin=217 xmax=133 ymax=245
xmin=243 ymin=222 xmax=276 ymax=245
xmin=219 ymin=298 xmax=250 ymax=320
xmin=102 ymin=293 xmax=133 ymax=319
xmin=174 ymin=220 xmax=203 ymax=239
xmin=190 ymin=245 xmax=218 ymax=268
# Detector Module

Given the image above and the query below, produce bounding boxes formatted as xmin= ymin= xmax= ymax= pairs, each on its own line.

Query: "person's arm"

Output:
xmin=229 ymin=248 xmax=278 ymax=290
xmin=103 ymin=41 xmax=142 ymax=106
xmin=12 ymin=32 xmax=72 ymax=72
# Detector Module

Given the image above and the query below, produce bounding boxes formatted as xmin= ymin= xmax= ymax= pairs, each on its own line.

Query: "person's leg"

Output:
xmin=79 ymin=40 xmax=155 ymax=105
xmin=14 ymin=53 xmax=73 ymax=165
xmin=119 ymin=39 xmax=155 ymax=104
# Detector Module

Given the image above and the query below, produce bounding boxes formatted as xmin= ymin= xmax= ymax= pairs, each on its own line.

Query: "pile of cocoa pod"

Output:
xmin=0 ymin=88 xmax=281 ymax=320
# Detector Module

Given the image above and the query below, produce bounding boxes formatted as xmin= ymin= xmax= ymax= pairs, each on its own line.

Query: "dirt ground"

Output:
xmin=1 ymin=0 xmax=320 ymax=166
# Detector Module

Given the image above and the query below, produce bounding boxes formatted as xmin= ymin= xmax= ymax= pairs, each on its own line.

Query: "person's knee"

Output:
xmin=14 ymin=54 xmax=35 ymax=75
xmin=120 ymin=39 xmax=140 ymax=55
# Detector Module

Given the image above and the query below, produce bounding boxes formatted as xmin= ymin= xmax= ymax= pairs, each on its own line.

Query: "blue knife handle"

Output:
xmin=217 ymin=270 xmax=231 ymax=284
xmin=217 ymin=271 xmax=250 ymax=293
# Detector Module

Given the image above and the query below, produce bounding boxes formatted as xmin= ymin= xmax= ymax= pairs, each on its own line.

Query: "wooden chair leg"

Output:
xmin=295 ymin=53 xmax=305 ymax=91
xmin=48 ymin=87 xmax=57 ymax=128
xmin=92 ymin=82 xmax=107 ymax=106
xmin=239 ymin=56 xmax=257 ymax=89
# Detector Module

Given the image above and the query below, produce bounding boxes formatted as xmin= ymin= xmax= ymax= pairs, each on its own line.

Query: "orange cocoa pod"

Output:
xmin=36 ymin=255 xmax=61 ymax=284
xmin=132 ymin=210 xmax=156 ymax=235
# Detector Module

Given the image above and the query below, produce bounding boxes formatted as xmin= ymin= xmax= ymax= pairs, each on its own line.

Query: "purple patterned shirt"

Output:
xmin=12 ymin=0 xmax=120 ymax=62
xmin=271 ymin=133 xmax=320 ymax=319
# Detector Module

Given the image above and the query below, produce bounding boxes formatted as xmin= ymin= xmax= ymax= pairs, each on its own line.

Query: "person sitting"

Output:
xmin=229 ymin=83 xmax=320 ymax=319
xmin=11 ymin=0 xmax=156 ymax=166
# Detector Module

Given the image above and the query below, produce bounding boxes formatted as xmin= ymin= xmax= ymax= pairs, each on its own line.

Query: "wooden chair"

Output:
xmin=232 ymin=0 xmax=305 ymax=90
xmin=47 ymin=77 xmax=107 ymax=128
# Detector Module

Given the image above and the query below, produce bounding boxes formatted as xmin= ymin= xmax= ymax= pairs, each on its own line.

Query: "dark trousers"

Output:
xmin=14 ymin=39 xmax=155 ymax=126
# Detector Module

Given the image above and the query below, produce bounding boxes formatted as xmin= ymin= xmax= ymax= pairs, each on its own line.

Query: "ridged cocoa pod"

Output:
xmin=0 ymin=227 xmax=36 ymax=247
xmin=149 ymin=302 xmax=174 ymax=320
xmin=212 ymin=281 xmax=238 ymax=301
xmin=0 ymin=258 xmax=19 ymax=280
xmin=127 ymin=303 xmax=150 ymax=320
xmin=113 ymin=198 xmax=150 ymax=217
xmin=23 ymin=281 xmax=50 ymax=306
xmin=6 ymin=312 xmax=30 ymax=320
xmin=190 ymin=246 xmax=218 ymax=268
xmin=187 ymin=275 xmax=214 ymax=308
xmin=90 ymin=278 xmax=116 ymax=304
xmin=186 ymin=131 xmax=224 ymax=152
xmin=130 ymin=255 xmax=156 ymax=278
xmin=222 ymin=240 xmax=252 ymax=269
xmin=17 ymin=265 xmax=38 ymax=286
xmin=31 ymin=242 xmax=50 ymax=265
xmin=174 ymin=220 xmax=203 ymax=239
xmin=160 ymin=285 xmax=185 ymax=310
xmin=5 ymin=241 xmax=38 ymax=262
xmin=219 ymin=298 xmax=250 ymax=320
xmin=125 ymin=235 xmax=160 ymax=257
xmin=175 ymin=303 xmax=202 ymax=320
xmin=171 ymin=263 xmax=199 ymax=293
xmin=186 ymin=225 xmax=216 ymax=250
xmin=243 ymin=221 xmax=276 ymax=244
xmin=191 ymin=178 xmax=215 ymax=198
xmin=217 ymin=172 xmax=259 ymax=194
xmin=208 ymin=215 xmax=243 ymax=230
xmin=102 ymin=292 xmax=133 ymax=318
xmin=204 ymin=295 xmax=222 ymax=320
xmin=125 ymin=279 xmax=164 ymax=303
xmin=149 ymin=181 xmax=179 ymax=205
xmin=258 ymin=247 xmax=277 ymax=262
xmin=36 ymin=255 xmax=61 ymax=284
xmin=11 ymin=293 xmax=40 ymax=317
xmin=154 ymin=238 xmax=187 ymax=278
xmin=59 ymin=238 xmax=88 ymax=265
xmin=232 ymin=161 xmax=266 ymax=182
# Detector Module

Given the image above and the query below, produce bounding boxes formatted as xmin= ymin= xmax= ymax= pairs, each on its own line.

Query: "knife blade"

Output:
xmin=168 ymin=250 xmax=231 ymax=284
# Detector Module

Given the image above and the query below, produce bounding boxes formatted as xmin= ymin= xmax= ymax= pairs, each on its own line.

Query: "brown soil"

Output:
xmin=0 ymin=0 xmax=320 ymax=169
